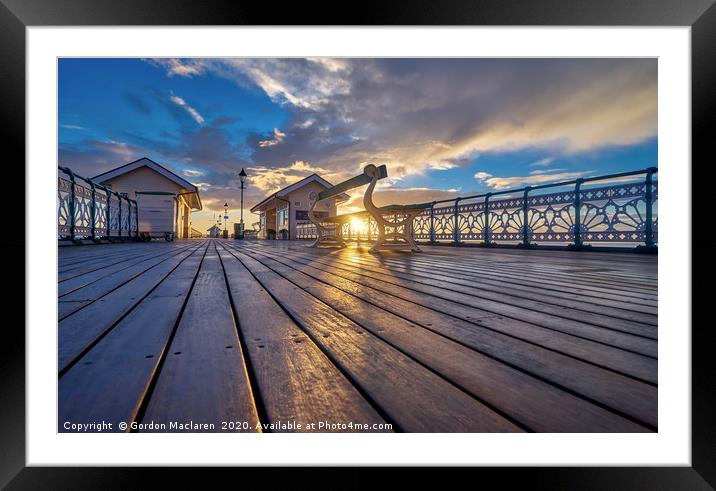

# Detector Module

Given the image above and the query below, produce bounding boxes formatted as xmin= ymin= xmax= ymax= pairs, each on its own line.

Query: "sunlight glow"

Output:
xmin=350 ymin=217 xmax=368 ymax=235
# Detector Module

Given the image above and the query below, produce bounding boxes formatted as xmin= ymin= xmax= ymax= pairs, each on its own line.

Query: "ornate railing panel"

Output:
xmin=303 ymin=167 xmax=658 ymax=250
xmin=296 ymin=221 xmax=317 ymax=240
xmin=58 ymin=166 xmax=138 ymax=241
xmin=413 ymin=168 xmax=658 ymax=248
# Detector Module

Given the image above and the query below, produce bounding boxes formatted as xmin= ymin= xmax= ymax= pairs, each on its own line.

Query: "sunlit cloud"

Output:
xmin=148 ymin=58 xmax=205 ymax=77
xmin=484 ymin=171 xmax=594 ymax=190
xmin=474 ymin=171 xmax=492 ymax=181
xmin=246 ymin=160 xmax=341 ymax=194
xmin=159 ymin=58 xmax=655 ymax=181
xmin=258 ymin=128 xmax=286 ymax=147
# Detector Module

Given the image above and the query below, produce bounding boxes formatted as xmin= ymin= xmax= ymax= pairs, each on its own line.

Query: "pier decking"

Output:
xmin=58 ymin=239 xmax=657 ymax=432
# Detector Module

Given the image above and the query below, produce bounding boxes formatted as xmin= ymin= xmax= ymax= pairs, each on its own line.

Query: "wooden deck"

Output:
xmin=58 ymin=239 xmax=657 ymax=433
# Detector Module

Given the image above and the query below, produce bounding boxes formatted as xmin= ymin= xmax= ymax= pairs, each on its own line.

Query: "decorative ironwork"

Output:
xmin=414 ymin=172 xmax=657 ymax=247
xmin=352 ymin=168 xmax=658 ymax=249
xmin=57 ymin=176 xmax=72 ymax=238
xmin=292 ymin=167 xmax=658 ymax=250
xmin=58 ymin=166 xmax=138 ymax=241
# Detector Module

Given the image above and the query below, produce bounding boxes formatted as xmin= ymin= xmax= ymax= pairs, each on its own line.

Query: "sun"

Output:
xmin=350 ymin=216 xmax=367 ymax=235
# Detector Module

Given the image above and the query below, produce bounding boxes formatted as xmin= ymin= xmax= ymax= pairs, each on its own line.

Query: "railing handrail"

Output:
xmin=58 ymin=165 xmax=139 ymax=241
xmin=58 ymin=166 xmax=138 ymax=206
xmin=430 ymin=167 xmax=658 ymax=205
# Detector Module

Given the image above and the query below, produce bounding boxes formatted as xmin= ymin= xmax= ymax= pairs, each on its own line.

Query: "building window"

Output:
xmin=294 ymin=201 xmax=301 ymax=206
xmin=278 ymin=206 xmax=289 ymax=230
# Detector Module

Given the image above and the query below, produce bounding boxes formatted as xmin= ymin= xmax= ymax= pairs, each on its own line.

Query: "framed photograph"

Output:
xmin=4 ymin=0 xmax=714 ymax=486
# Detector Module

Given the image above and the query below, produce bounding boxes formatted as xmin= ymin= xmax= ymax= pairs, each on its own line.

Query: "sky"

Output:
xmin=58 ymin=58 xmax=657 ymax=232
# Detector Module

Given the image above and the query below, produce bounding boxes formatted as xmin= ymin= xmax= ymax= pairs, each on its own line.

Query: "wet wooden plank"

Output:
xmin=58 ymin=244 xmax=197 ymax=319
xmin=140 ymin=244 xmax=260 ymax=432
xmin=370 ymin=254 xmax=658 ymax=315
xmin=246 ymin=244 xmax=657 ymax=357
xmin=58 ymin=244 xmax=208 ymax=431
xmin=285 ymin=247 xmax=658 ymax=336
xmin=228 ymin=244 xmax=650 ymax=432
xmin=58 ymin=246 xmax=173 ymax=282
xmin=58 ymin=242 xmax=205 ymax=372
xmin=239 ymin=244 xmax=658 ymax=385
xmin=228 ymin=248 xmax=523 ymax=432
xmin=59 ymin=244 xmax=195 ymax=296
xmin=215 ymin=243 xmax=389 ymax=432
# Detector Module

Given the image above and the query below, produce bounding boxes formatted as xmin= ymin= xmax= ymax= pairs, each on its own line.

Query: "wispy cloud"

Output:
xmin=474 ymin=171 xmax=492 ymax=181
xmin=169 ymin=93 xmax=205 ymax=125
xmin=530 ymin=168 xmax=565 ymax=175
xmin=484 ymin=171 xmax=593 ymax=190
xmin=61 ymin=124 xmax=87 ymax=130
xmin=182 ymin=169 xmax=206 ymax=177
xmin=529 ymin=157 xmax=555 ymax=167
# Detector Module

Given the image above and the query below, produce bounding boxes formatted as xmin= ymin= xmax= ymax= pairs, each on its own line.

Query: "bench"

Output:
xmin=307 ymin=164 xmax=432 ymax=252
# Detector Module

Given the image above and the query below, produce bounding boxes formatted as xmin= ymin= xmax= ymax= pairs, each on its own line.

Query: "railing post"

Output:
xmin=66 ymin=168 xmax=77 ymax=240
xmin=522 ymin=186 xmax=531 ymax=247
xmin=117 ymin=193 xmax=122 ymax=239
xmin=452 ymin=198 xmax=461 ymax=244
xmin=644 ymin=167 xmax=656 ymax=248
xmin=134 ymin=200 xmax=139 ymax=239
xmin=573 ymin=178 xmax=584 ymax=249
xmin=89 ymin=179 xmax=96 ymax=240
xmin=106 ymin=189 xmax=111 ymax=238
xmin=429 ymin=202 xmax=436 ymax=243
xmin=129 ymin=200 xmax=134 ymax=239
xmin=484 ymin=193 xmax=492 ymax=246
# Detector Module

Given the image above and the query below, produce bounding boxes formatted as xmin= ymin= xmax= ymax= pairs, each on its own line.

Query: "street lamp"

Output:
xmin=238 ymin=168 xmax=247 ymax=239
xmin=223 ymin=202 xmax=229 ymax=239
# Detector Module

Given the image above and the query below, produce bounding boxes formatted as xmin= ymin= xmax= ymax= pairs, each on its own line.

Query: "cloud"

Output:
xmin=72 ymin=58 xmax=657 ymax=232
xmin=258 ymin=128 xmax=286 ymax=147
xmin=169 ymin=93 xmax=205 ymax=125
xmin=529 ymin=157 xmax=555 ymax=167
xmin=474 ymin=171 xmax=492 ymax=180
xmin=149 ymin=58 xmax=205 ymax=77
xmin=61 ymin=124 xmax=86 ymax=130
xmin=428 ymin=161 xmax=459 ymax=171
xmin=148 ymin=58 xmax=655 ymax=184
xmin=246 ymin=160 xmax=341 ymax=195
xmin=483 ymin=171 xmax=593 ymax=190
xmin=182 ymin=169 xmax=206 ymax=177
xmin=530 ymin=168 xmax=565 ymax=175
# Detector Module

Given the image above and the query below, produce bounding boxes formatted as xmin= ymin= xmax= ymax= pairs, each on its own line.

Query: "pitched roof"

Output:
xmin=250 ymin=173 xmax=350 ymax=212
xmin=92 ymin=157 xmax=202 ymax=210
xmin=93 ymin=157 xmax=193 ymax=187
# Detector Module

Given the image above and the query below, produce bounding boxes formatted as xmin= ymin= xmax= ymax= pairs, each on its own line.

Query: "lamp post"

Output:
xmin=223 ymin=202 xmax=229 ymax=239
xmin=238 ymin=168 xmax=247 ymax=239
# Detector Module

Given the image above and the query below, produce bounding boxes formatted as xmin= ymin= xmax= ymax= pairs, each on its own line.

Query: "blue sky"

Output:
xmin=58 ymin=58 xmax=657 ymax=230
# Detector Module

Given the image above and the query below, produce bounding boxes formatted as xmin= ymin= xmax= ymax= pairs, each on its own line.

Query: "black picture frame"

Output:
xmin=3 ymin=0 xmax=713 ymax=487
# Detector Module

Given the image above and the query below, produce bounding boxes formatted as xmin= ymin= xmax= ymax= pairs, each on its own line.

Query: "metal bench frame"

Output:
xmin=308 ymin=164 xmax=430 ymax=252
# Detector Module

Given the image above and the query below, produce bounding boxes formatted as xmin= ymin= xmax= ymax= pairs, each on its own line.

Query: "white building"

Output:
xmin=93 ymin=157 xmax=202 ymax=240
